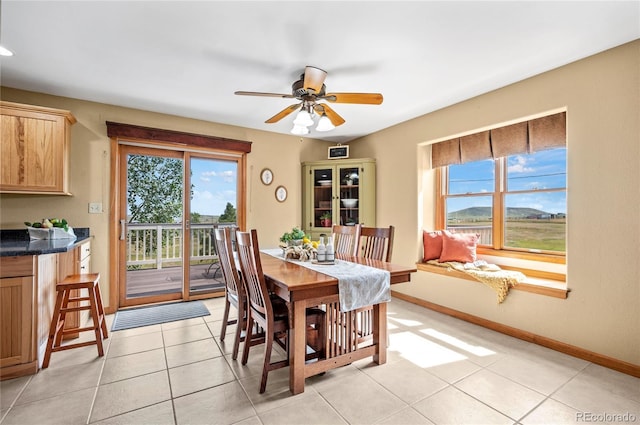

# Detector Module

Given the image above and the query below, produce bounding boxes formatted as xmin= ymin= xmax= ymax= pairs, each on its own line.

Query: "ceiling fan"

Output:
xmin=234 ymin=66 xmax=383 ymax=134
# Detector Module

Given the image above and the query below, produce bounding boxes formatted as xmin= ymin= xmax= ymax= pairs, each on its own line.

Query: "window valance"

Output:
xmin=431 ymin=111 xmax=566 ymax=168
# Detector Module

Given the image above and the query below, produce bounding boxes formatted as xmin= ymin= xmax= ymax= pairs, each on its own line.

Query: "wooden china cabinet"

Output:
xmin=301 ymin=158 xmax=376 ymax=240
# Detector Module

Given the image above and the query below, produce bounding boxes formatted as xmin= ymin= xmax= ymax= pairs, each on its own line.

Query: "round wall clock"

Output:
xmin=260 ymin=168 xmax=273 ymax=185
xmin=275 ymin=185 xmax=287 ymax=202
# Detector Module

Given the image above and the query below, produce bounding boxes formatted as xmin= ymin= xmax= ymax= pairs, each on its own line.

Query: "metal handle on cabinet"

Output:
xmin=120 ymin=219 xmax=126 ymax=241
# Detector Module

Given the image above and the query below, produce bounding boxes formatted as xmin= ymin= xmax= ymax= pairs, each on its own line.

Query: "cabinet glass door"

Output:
xmin=312 ymin=167 xmax=334 ymax=229
xmin=338 ymin=165 xmax=360 ymax=226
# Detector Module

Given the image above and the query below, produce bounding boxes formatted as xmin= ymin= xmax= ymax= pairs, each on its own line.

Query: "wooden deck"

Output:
xmin=126 ymin=262 xmax=226 ymax=298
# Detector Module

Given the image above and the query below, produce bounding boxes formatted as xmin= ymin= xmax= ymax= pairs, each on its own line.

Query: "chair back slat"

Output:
xmin=360 ymin=225 xmax=395 ymax=262
xmin=214 ymin=226 xmax=243 ymax=298
xmin=235 ymin=229 xmax=269 ymax=317
xmin=332 ymin=224 xmax=361 ymax=257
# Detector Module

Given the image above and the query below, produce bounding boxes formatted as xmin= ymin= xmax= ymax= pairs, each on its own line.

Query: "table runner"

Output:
xmin=262 ymin=248 xmax=391 ymax=311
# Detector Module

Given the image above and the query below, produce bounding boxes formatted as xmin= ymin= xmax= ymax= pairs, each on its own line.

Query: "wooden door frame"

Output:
xmin=106 ymin=122 xmax=251 ymax=314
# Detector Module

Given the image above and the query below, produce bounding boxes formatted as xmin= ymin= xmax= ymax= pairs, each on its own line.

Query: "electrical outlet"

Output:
xmin=88 ymin=202 xmax=102 ymax=214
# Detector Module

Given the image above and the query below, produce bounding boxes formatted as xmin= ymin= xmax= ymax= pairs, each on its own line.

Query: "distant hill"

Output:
xmin=448 ymin=207 xmax=551 ymax=219
xmin=192 ymin=214 xmax=220 ymax=223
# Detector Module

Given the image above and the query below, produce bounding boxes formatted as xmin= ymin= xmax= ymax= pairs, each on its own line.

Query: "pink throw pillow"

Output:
xmin=423 ymin=230 xmax=443 ymax=261
xmin=439 ymin=231 xmax=479 ymax=263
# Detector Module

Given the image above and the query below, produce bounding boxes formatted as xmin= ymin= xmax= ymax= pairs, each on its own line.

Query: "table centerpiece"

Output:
xmin=279 ymin=227 xmax=318 ymax=261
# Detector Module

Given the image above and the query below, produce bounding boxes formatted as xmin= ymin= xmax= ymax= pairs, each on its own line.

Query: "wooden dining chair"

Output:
xmin=359 ymin=225 xmax=395 ymax=262
xmin=235 ymin=229 xmax=325 ymax=393
xmin=356 ymin=225 xmax=395 ymax=344
xmin=214 ymin=226 xmax=246 ymax=360
xmin=332 ymin=224 xmax=361 ymax=257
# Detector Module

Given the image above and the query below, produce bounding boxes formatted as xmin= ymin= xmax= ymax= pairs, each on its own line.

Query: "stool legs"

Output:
xmin=42 ymin=274 xmax=107 ymax=369
xmin=94 ymin=283 xmax=108 ymax=339
xmin=88 ymin=286 xmax=104 ymax=357
xmin=43 ymin=288 xmax=66 ymax=368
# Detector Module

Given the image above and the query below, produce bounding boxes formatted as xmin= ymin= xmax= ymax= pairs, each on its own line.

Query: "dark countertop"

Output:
xmin=0 ymin=228 xmax=91 ymax=257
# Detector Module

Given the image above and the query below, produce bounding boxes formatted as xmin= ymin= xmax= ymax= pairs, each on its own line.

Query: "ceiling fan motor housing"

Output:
xmin=292 ymin=78 xmax=326 ymax=98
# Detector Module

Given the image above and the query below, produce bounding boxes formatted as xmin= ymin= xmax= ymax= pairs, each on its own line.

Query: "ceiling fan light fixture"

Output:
xmin=292 ymin=108 xmax=313 ymax=127
xmin=315 ymin=114 xmax=335 ymax=132
xmin=0 ymin=45 xmax=14 ymax=56
xmin=290 ymin=124 xmax=309 ymax=135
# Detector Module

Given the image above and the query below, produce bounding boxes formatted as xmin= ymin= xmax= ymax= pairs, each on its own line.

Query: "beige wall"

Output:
xmin=0 ymin=88 xmax=331 ymax=307
xmin=2 ymin=39 xmax=638 ymax=366
xmin=350 ymin=40 xmax=640 ymax=365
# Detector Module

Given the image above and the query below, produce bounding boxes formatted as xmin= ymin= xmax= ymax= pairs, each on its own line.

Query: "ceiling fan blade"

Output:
xmin=303 ymin=66 xmax=327 ymax=94
xmin=235 ymin=91 xmax=295 ymax=99
xmin=316 ymin=103 xmax=345 ymax=127
xmin=265 ymin=103 xmax=301 ymax=123
xmin=324 ymin=92 xmax=383 ymax=105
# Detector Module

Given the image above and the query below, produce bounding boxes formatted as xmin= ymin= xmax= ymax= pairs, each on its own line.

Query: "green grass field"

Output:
xmin=505 ymin=220 xmax=566 ymax=252
xmin=449 ymin=219 xmax=566 ymax=252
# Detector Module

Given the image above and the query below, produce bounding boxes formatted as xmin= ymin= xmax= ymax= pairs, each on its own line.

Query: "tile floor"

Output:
xmin=1 ymin=297 xmax=638 ymax=425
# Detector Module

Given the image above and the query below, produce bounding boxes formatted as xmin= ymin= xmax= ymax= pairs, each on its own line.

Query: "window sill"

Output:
xmin=415 ymin=262 xmax=569 ymax=299
xmin=476 ymin=247 xmax=566 ymax=264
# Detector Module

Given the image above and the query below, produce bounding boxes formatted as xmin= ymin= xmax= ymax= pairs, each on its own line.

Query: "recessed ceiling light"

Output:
xmin=0 ymin=46 xmax=14 ymax=57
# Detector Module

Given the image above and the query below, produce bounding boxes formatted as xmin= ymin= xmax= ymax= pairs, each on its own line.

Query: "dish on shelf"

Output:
xmin=317 ymin=180 xmax=332 ymax=186
xmin=342 ymin=199 xmax=358 ymax=208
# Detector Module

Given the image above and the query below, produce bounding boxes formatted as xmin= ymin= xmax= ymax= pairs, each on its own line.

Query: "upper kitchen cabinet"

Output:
xmin=302 ymin=158 xmax=376 ymax=240
xmin=1 ymin=101 xmax=76 ymax=195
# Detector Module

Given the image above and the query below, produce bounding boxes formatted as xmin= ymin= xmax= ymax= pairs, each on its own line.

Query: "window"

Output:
xmin=433 ymin=112 xmax=567 ymax=260
xmin=440 ymin=147 xmax=566 ymax=255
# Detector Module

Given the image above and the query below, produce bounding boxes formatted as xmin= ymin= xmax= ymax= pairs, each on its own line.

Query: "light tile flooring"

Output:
xmin=1 ymin=297 xmax=638 ymax=425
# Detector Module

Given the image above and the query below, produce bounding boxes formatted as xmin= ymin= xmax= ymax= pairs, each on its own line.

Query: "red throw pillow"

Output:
xmin=423 ymin=230 xmax=443 ymax=261
xmin=439 ymin=231 xmax=479 ymax=263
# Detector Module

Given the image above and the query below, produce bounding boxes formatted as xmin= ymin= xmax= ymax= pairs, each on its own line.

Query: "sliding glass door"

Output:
xmin=187 ymin=155 xmax=238 ymax=296
xmin=118 ymin=146 xmax=238 ymax=307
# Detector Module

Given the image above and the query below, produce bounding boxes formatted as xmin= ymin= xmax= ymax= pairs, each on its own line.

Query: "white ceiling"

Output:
xmin=1 ymin=1 xmax=638 ymax=143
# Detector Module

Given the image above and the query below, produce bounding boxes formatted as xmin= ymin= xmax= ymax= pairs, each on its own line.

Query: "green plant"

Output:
xmin=218 ymin=202 xmax=237 ymax=223
xmin=279 ymin=227 xmax=306 ymax=243
xmin=320 ymin=212 xmax=332 ymax=220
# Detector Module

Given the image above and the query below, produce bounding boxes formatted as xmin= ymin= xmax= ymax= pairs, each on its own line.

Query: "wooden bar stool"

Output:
xmin=42 ymin=273 xmax=108 ymax=368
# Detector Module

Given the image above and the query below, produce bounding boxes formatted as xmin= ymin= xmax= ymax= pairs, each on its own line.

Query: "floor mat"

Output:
xmin=111 ymin=300 xmax=210 ymax=331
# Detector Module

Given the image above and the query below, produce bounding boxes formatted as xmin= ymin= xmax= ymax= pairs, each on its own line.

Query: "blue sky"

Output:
xmin=190 ymin=157 xmax=237 ymax=217
xmin=448 ymin=148 xmax=567 ymax=214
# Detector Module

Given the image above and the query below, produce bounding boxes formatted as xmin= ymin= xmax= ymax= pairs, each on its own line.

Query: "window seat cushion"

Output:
xmin=417 ymin=261 xmax=568 ymax=299
xmin=423 ymin=259 xmax=526 ymax=303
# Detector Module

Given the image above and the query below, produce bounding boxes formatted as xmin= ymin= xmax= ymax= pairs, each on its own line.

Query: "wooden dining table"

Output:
xmin=259 ymin=252 xmax=417 ymax=394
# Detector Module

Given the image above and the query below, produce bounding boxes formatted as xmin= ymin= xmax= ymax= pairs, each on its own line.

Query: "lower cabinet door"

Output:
xmin=0 ymin=276 xmax=34 ymax=368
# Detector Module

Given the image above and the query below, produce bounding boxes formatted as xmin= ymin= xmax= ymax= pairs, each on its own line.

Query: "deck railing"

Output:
xmin=447 ymin=225 xmax=492 ymax=244
xmin=126 ymin=222 xmax=236 ymax=270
